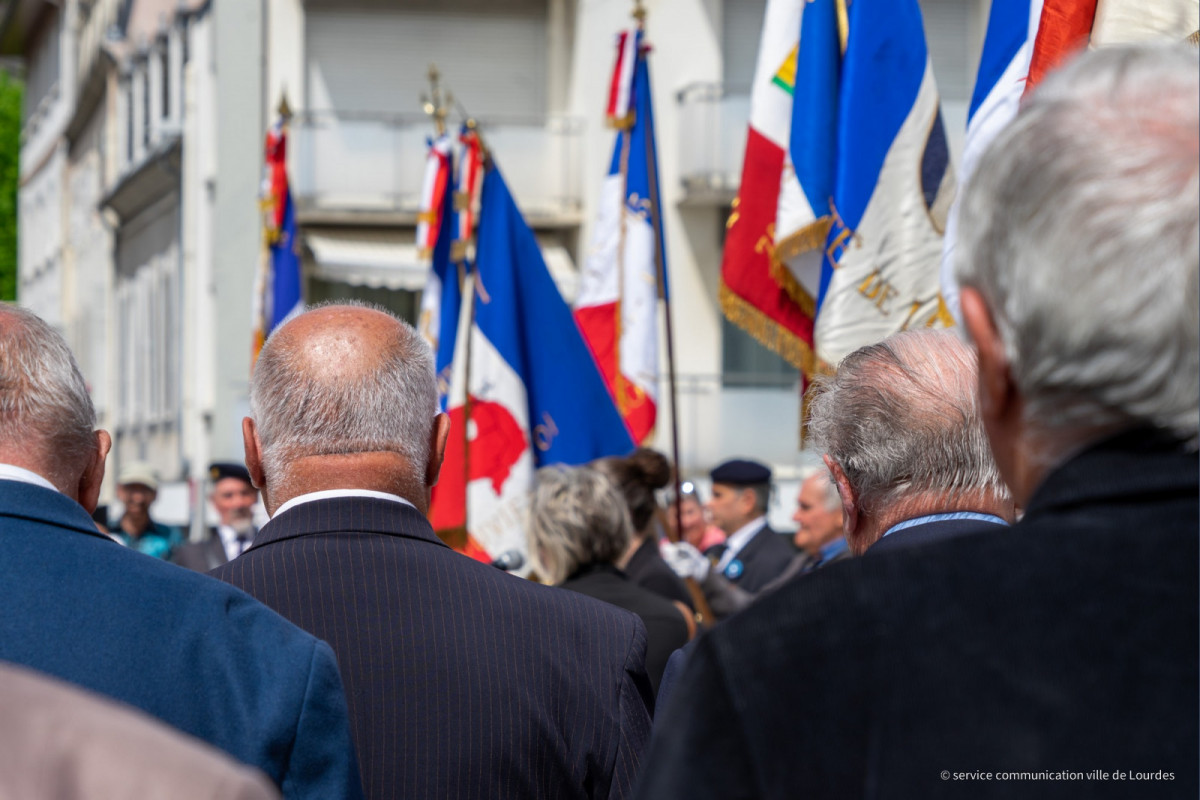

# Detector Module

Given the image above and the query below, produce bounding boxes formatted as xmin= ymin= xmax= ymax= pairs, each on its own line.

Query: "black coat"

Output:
xmin=638 ymin=429 xmax=1199 ymax=799
xmin=623 ymin=535 xmax=695 ymax=610
xmin=212 ymin=496 xmax=653 ymax=800
xmin=563 ymin=563 xmax=691 ymax=700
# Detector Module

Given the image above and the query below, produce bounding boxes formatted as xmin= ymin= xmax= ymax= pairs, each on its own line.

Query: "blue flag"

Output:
xmin=473 ymin=163 xmax=634 ymax=466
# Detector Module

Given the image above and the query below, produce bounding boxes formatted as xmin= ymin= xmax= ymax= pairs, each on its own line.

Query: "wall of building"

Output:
xmin=210 ymin=0 xmax=264 ymax=462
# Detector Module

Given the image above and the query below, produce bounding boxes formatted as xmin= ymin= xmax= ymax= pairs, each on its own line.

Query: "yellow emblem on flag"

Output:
xmin=771 ymin=44 xmax=799 ymax=94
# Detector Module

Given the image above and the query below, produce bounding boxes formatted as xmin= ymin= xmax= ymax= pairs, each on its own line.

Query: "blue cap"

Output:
xmin=710 ymin=459 xmax=772 ymax=486
xmin=209 ymin=462 xmax=252 ymax=486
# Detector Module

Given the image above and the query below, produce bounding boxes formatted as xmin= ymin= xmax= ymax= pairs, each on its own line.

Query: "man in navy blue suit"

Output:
xmin=0 ymin=305 xmax=362 ymax=800
xmin=212 ymin=302 xmax=653 ymax=800
xmin=807 ymin=328 xmax=1013 ymax=556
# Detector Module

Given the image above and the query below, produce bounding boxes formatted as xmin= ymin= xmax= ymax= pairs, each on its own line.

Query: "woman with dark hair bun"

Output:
xmin=592 ymin=448 xmax=697 ymax=615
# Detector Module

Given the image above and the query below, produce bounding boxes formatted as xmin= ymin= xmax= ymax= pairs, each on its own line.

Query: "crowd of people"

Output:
xmin=0 ymin=43 xmax=1196 ymax=799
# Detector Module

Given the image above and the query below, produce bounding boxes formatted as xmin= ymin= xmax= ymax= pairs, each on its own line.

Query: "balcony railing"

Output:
xmin=675 ymin=83 xmax=750 ymax=201
xmin=291 ymin=111 xmax=585 ymax=222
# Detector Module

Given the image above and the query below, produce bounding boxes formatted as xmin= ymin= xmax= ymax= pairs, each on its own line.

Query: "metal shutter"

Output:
xmin=723 ymin=0 xmax=768 ymax=90
xmin=306 ymin=2 xmax=548 ymax=119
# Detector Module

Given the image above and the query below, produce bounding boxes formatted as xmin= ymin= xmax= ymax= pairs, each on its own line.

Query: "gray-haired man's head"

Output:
xmin=0 ymin=305 xmax=109 ymax=506
xmin=245 ymin=302 xmax=446 ymax=514
xmin=954 ymin=44 xmax=1199 ymax=502
xmin=807 ymin=329 xmax=1011 ymax=554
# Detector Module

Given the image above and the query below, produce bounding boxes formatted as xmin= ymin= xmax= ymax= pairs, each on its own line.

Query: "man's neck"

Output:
xmin=857 ymin=489 xmax=1013 ymax=552
xmin=1013 ymin=422 xmax=1130 ymax=507
xmin=265 ymin=451 xmax=428 ymax=516
xmin=120 ymin=514 xmax=152 ymax=537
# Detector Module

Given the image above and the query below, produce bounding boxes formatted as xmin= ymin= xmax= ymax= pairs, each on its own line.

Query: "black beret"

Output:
xmin=209 ymin=462 xmax=253 ymax=485
xmin=710 ymin=459 xmax=772 ymax=486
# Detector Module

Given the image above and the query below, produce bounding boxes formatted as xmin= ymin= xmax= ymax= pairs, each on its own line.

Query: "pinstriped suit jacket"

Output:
xmin=212 ymin=496 xmax=654 ymax=800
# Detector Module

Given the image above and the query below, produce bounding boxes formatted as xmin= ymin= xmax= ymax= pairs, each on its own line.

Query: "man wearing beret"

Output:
xmin=703 ymin=459 xmax=794 ymax=594
xmin=172 ymin=462 xmax=260 ymax=572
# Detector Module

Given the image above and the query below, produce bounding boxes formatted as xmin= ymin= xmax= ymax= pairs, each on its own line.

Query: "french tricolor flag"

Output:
xmin=574 ymin=27 xmax=667 ymax=445
xmin=940 ymin=0 xmax=1196 ymax=320
xmin=429 ymin=164 xmax=634 ymax=564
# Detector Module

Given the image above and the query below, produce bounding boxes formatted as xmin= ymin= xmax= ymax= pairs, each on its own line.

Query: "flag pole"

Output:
xmin=633 ymin=2 xmax=683 ymax=545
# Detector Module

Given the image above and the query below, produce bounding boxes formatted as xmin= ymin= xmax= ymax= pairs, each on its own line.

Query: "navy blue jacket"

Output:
xmin=638 ymin=429 xmax=1198 ymax=799
xmin=213 ymin=496 xmax=654 ymax=800
xmin=0 ymin=479 xmax=363 ymax=800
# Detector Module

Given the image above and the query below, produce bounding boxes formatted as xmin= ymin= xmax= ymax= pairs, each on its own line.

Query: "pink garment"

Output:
xmin=697 ymin=526 xmax=727 ymax=553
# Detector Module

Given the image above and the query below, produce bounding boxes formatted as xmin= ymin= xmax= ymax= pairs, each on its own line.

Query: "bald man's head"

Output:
xmin=248 ymin=303 xmax=440 ymax=503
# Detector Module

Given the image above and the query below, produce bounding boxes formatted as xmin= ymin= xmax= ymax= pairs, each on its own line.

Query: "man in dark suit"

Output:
xmin=212 ymin=303 xmax=653 ymax=800
xmin=0 ymin=305 xmax=362 ymax=800
xmin=173 ymin=462 xmax=260 ymax=571
xmin=637 ymin=45 xmax=1198 ymax=799
xmin=703 ymin=459 xmax=794 ymax=593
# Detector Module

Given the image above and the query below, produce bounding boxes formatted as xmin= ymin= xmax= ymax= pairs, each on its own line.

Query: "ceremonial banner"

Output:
xmin=772 ymin=0 xmax=838 ymax=352
xmin=940 ymin=0 xmax=1043 ymax=322
xmin=575 ymin=28 xmax=667 ymax=444
xmin=418 ymin=128 xmax=483 ymax=410
xmin=251 ymin=112 xmax=303 ymax=367
xmin=940 ymin=0 xmax=1198 ymax=319
xmin=812 ymin=0 xmax=956 ymax=369
xmin=719 ymin=0 xmax=814 ymax=372
xmin=430 ymin=164 xmax=634 ymax=563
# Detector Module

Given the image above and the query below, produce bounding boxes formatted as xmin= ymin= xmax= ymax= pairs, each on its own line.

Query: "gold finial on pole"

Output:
xmin=420 ymin=64 xmax=452 ymax=136
xmin=632 ymin=0 xmax=646 ymax=28
xmin=277 ymin=89 xmax=292 ymax=121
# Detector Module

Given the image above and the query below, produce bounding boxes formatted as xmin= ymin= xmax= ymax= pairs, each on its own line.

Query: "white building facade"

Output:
xmin=4 ymin=0 xmax=988 ymax=527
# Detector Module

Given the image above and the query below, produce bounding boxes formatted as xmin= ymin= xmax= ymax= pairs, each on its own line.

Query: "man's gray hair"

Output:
xmin=527 ymin=465 xmax=634 ymax=586
xmin=807 ymin=329 xmax=1008 ymax=515
xmin=0 ymin=305 xmax=97 ymax=468
xmin=250 ymin=301 xmax=438 ymax=484
xmin=955 ymin=44 xmax=1199 ymax=447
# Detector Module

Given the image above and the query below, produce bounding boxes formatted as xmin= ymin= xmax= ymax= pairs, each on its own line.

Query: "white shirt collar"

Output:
xmin=0 ymin=463 xmax=59 ymax=493
xmin=216 ymin=523 xmax=256 ymax=560
xmin=272 ymin=488 xmax=416 ymax=519
xmin=716 ymin=515 xmax=768 ymax=571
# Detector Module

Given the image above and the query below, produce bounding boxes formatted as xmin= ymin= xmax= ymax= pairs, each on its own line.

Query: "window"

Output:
xmin=160 ymin=47 xmax=170 ymax=121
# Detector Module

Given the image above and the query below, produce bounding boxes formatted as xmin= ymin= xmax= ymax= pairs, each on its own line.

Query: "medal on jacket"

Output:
xmin=723 ymin=559 xmax=744 ymax=581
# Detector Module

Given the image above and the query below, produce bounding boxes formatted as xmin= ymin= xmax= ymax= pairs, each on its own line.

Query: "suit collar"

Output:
xmin=1024 ymin=427 xmax=1197 ymax=521
xmin=0 ymin=479 xmax=115 ymax=543
xmin=251 ymin=495 xmax=451 ymax=552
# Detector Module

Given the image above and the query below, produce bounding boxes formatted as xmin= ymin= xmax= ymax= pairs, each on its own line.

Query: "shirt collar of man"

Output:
xmin=716 ymin=514 xmax=767 ymax=571
xmin=817 ymin=535 xmax=849 ymax=564
xmin=880 ymin=511 xmax=1009 ymax=540
xmin=0 ymin=463 xmax=58 ymax=493
xmin=272 ymin=488 xmax=416 ymax=519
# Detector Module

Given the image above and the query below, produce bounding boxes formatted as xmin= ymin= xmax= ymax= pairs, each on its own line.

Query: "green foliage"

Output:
xmin=0 ymin=70 xmax=20 ymax=301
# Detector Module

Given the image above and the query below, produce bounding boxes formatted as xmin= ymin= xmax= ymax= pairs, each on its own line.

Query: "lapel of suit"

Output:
xmin=733 ymin=522 xmax=772 ymax=569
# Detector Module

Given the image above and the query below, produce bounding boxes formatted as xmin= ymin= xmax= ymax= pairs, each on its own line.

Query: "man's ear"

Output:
xmin=426 ymin=413 xmax=452 ymax=488
xmin=77 ymin=430 xmax=111 ymax=514
xmin=824 ymin=455 xmax=857 ymax=538
xmin=242 ymin=417 xmax=267 ymax=490
xmin=961 ymin=287 xmax=1017 ymax=427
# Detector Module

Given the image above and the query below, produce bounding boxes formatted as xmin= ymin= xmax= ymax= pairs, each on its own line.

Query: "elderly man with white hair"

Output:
xmin=808 ymin=329 xmax=1013 ymax=556
xmin=0 ymin=305 xmax=363 ymax=799
xmin=637 ymin=44 xmax=1198 ymax=799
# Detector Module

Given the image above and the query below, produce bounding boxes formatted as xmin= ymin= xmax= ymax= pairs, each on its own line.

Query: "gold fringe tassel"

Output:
xmin=719 ymin=280 xmax=817 ymax=377
xmin=769 ymin=219 xmax=829 ymax=316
